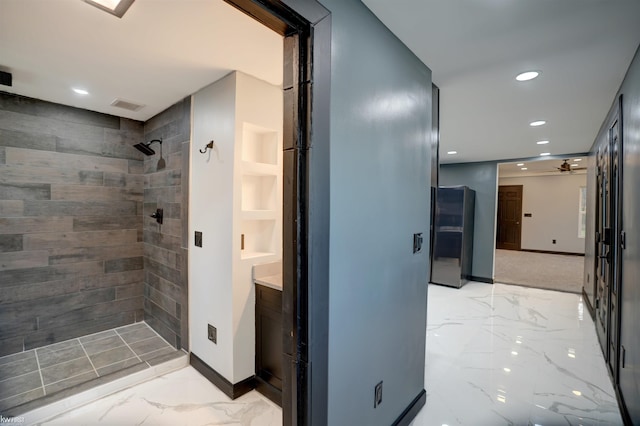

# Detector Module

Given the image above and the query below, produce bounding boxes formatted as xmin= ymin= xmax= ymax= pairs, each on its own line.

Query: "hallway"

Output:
xmin=413 ymin=283 xmax=621 ymax=425
xmin=24 ymin=282 xmax=620 ymax=425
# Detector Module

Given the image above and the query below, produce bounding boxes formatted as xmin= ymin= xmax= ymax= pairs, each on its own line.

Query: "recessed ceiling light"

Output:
xmin=530 ymin=120 xmax=546 ymax=127
xmin=521 ymin=167 xmax=528 ymax=171
xmin=536 ymin=140 xmax=549 ymax=145
xmin=447 ymin=151 xmax=457 ymax=155
xmin=540 ymin=152 xmax=551 ymax=156
xmin=516 ymin=71 xmax=540 ymax=81
xmin=572 ymin=390 xmax=582 ymax=396
xmin=516 ymin=163 xmax=524 ymax=166
xmin=72 ymin=88 xmax=89 ymax=95
xmin=83 ymin=0 xmax=135 ymax=18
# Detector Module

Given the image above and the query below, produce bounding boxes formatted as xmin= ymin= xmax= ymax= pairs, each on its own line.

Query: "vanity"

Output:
xmin=253 ymin=261 xmax=283 ymax=405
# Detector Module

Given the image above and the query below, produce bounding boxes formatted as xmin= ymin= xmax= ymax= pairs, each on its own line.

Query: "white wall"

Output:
xmin=499 ymin=173 xmax=586 ymax=253
xmin=189 ymin=71 xmax=282 ymax=384
xmin=190 ymin=72 xmax=237 ymax=380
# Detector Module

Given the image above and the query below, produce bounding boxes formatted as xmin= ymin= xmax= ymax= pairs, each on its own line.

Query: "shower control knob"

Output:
xmin=150 ymin=208 xmax=163 ymax=225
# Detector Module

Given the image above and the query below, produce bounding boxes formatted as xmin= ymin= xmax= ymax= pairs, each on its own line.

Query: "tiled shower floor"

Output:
xmin=0 ymin=322 xmax=183 ymax=415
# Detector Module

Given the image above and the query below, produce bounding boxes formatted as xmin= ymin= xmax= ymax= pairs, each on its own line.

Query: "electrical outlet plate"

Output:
xmin=207 ymin=324 xmax=217 ymax=344
xmin=374 ymin=381 xmax=383 ymax=408
xmin=195 ymin=231 xmax=203 ymax=248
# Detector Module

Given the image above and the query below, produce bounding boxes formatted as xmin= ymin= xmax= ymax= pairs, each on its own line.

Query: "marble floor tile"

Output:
xmin=411 ymin=282 xmax=623 ymax=426
xmin=38 ymin=367 xmax=282 ymax=426
xmin=24 ymin=283 xmax=621 ymax=426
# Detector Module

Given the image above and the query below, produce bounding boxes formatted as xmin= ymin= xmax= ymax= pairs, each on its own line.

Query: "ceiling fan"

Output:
xmin=557 ymin=159 xmax=587 ymax=173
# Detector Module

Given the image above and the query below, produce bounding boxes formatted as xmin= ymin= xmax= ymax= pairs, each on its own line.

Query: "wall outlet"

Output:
xmin=207 ymin=324 xmax=217 ymax=344
xmin=374 ymin=381 xmax=383 ymax=408
xmin=195 ymin=231 xmax=203 ymax=247
xmin=552 ymin=239 xmax=556 ymax=244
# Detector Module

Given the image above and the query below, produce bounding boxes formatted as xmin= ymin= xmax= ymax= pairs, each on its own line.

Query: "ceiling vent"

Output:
xmin=110 ymin=98 xmax=144 ymax=112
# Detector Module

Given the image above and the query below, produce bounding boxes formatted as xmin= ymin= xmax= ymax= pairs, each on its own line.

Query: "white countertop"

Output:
xmin=254 ymin=274 xmax=282 ymax=291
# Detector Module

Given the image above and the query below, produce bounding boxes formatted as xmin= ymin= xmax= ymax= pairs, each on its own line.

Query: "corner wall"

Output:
xmin=142 ymin=97 xmax=191 ymax=350
xmin=323 ymin=1 xmax=431 ymax=424
xmin=0 ymin=93 xmax=144 ymax=356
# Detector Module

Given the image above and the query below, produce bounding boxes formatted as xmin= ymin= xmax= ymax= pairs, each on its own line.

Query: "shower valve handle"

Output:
xmin=151 ymin=208 xmax=163 ymax=225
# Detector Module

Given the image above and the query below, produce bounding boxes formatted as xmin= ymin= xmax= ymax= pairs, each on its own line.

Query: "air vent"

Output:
xmin=110 ymin=98 xmax=144 ymax=111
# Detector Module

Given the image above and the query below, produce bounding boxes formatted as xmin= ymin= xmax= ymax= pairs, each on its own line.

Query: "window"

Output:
xmin=578 ymin=186 xmax=587 ymax=238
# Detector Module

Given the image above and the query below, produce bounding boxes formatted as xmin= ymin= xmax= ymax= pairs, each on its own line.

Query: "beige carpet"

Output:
xmin=494 ymin=249 xmax=584 ymax=294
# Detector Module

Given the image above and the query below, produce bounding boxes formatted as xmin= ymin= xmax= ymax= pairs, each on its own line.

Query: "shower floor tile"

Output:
xmin=0 ymin=321 xmax=181 ymax=415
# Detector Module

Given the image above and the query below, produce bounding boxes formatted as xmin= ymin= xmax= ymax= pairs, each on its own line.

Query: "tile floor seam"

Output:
xmin=77 ymin=338 xmax=99 ymax=378
xmin=114 ymin=330 xmax=144 ymax=364
xmin=139 ymin=346 xmax=172 ymax=360
xmin=43 ymin=369 xmax=97 ymax=388
xmin=145 ymin=323 xmax=175 ymax=348
xmin=33 ymin=348 xmax=46 ymax=396
xmin=0 ymin=367 xmax=40 ymax=385
xmin=0 ymin=386 xmax=41 ymax=404
xmin=96 ymin=356 xmax=141 ymax=372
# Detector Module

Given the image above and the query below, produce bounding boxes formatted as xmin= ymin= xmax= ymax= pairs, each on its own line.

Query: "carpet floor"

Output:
xmin=494 ymin=249 xmax=585 ymax=294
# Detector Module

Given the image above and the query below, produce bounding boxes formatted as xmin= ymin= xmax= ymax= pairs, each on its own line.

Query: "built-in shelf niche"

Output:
xmin=242 ymin=123 xmax=278 ymax=165
xmin=240 ymin=219 xmax=276 ymax=260
xmin=241 ymin=174 xmax=277 ymax=212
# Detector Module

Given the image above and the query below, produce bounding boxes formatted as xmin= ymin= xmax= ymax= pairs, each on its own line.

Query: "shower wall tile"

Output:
xmin=142 ymin=97 xmax=190 ymax=351
xmin=0 ymin=92 xmax=145 ymax=357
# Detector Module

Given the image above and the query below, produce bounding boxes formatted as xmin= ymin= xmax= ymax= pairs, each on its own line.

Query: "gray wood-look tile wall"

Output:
xmin=142 ymin=98 xmax=190 ymax=350
xmin=0 ymin=93 xmax=145 ymax=356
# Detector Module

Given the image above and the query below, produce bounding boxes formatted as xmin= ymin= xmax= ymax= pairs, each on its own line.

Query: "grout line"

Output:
xmin=43 ymin=369 xmax=96 ymax=388
xmin=143 ymin=321 xmax=176 ymax=348
xmin=77 ymin=338 xmax=99 ymax=378
xmin=33 ymin=348 xmax=46 ymax=396
xmin=97 ymin=356 xmax=142 ymax=371
xmin=114 ymin=330 xmax=144 ymax=365
xmin=0 ymin=386 xmax=43 ymax=405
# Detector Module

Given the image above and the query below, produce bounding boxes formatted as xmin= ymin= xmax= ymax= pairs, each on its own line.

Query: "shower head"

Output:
xmin=133 ymin=139 xmax=162 ymax=156
xmin=133 ymin=142 xmax=155 ymax=156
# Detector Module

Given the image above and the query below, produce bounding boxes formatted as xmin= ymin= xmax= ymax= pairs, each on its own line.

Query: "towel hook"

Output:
xmin=200 ymin=140 xmax=215 ymax=154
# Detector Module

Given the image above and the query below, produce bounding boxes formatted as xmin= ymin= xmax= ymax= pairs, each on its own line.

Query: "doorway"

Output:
xmin=222 ymin=1 xmax=331 ymax=425
xmin=496 ymin=185 xmax=523 ymax=250
xmin=494 ymin=160 xmax=587 ymax=293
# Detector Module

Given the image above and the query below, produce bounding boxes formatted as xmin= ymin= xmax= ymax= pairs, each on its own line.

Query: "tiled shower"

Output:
xmin=0 ymin=92 xmax=190 ymax=414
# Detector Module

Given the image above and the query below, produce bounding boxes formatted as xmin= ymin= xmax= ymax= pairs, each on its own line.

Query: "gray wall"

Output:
xmin=142 ymin=98 xmax=190 ymax=350
xmin=616 ymin=44 xmax=640 ymax=424
xmin=440 ymin=162 xmax=498 ymax=281
xmin=0 ymin=93 xmax=144 ymax=356
xmin=323 ymin=1 xmax=431 ymax=424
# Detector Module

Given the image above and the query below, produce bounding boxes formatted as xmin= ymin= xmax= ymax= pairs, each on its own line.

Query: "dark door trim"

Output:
xmin=496 ymin=185 xmax=523 ymax=250
xmin=221 ymin=2 xmax=330 ymax=425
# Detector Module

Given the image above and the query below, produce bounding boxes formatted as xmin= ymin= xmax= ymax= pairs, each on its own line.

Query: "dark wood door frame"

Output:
xmin=496 ymin=185 xmax=523 ymax=250
xmin=222 ymin=2 xmax=330 ymax=425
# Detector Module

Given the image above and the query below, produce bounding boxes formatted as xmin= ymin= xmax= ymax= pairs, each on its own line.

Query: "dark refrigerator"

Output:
xmin=431 ymin=186 xmax=475 ymax=288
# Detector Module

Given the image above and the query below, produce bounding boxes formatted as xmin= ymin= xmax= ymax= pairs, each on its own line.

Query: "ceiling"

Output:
xmin=1 ymin=1 xmax=639 ymax=164
xmin=0 ymin=0 xmax=282 ymax=122
xmin=498 ymin=156 xmax=587 ymax=178
xmin=362 ymin=0 xmax=640 ymax=164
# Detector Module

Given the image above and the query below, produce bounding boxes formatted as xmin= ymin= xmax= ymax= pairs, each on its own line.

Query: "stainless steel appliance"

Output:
xmin=431 ymin=186 xmax=475 ymax=288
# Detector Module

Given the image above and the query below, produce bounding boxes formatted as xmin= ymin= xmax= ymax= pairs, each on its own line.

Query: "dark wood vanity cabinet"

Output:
xmin=255 ymin=284 xmax=283 ymax=405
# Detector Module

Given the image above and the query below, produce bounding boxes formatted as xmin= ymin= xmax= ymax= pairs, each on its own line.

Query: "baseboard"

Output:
xmin=471 ymin=276 xmax=494 ymax=284
xmin=520 ymin=249 xmax=585 ymax=257
xmin=254 ymin=376 xmax=282 ymax=407
xmin=582 ymin=288 xmax=595 ymax=319
xmin=189 ymin=353 xmax=254 ymax=400
xmin=392 ymin=389 xmax=426 ymax=426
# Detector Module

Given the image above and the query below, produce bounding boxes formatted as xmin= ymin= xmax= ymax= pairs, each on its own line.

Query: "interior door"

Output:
xmin=496 ymin=185 xmax=523 ymax=250
xmin=595 ymin=141 xmax=610 ymax=356
xmin=608 ymin=118 xmax=622 ymax=380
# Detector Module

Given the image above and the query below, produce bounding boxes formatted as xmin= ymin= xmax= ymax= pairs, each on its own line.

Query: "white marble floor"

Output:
xmin=412 ymin=282 xmax=622 ymax=426
xmin=31 ymin=282 xmax=621 ymax=426
xmin=35 ymin=367 xmax=281 ymax=426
